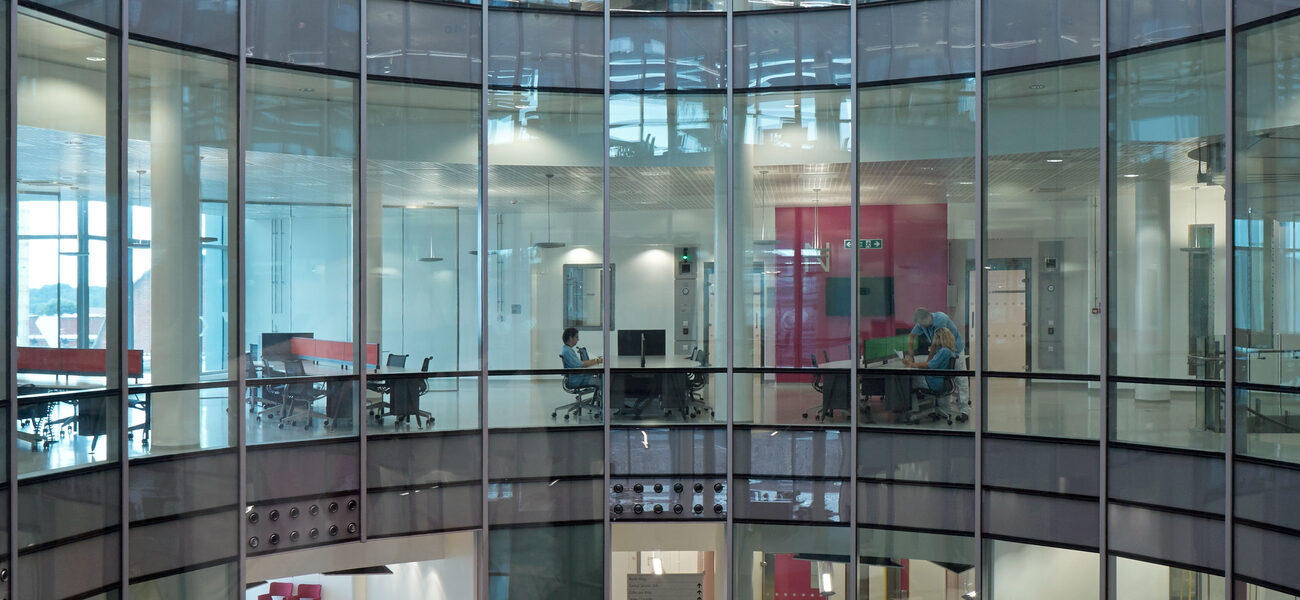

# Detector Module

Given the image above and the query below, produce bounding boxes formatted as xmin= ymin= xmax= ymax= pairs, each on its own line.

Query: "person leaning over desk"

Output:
xmin=562 ymin=327 xmax=604 ymax=400
xmin=902 ymin=326 xmax=968 ymax=422
xmin=907 ymin=307 xmax=970 ymax=416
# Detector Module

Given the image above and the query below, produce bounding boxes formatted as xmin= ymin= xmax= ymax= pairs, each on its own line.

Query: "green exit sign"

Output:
xmin=843 ymin=239 xmax=885 ymax=250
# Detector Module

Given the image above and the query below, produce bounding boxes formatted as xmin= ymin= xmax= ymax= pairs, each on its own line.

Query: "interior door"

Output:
xmin=985 ymin=269 xmax=1027 ymax=372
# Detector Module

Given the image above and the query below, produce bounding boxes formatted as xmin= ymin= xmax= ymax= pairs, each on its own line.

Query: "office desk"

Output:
xmin=819 ymin=357 xmax=925 ymax=419
xmin=606 ymin=355 xmax=710 ymax=419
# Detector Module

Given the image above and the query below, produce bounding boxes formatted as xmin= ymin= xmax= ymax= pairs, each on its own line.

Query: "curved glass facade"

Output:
xmin=2 ymin=0 xmax=1300 ymax=598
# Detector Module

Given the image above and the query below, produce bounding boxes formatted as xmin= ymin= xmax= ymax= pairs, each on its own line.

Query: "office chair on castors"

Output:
xmin=909 ymin=375 xmax=958 ymax=425
xmin=802 ymin=354 xmax=828 ymax=421
xmin=684 ymin=347 xmax=714 ymax=419
xmin=390 ymin=356 xmax=434 ymax=429
xmin=554 ymin=350 xmax=600 ymax=421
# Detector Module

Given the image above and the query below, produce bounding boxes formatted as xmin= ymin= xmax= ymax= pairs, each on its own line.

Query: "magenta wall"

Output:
xmin=773 ymin=204 xmax=949 ymax=369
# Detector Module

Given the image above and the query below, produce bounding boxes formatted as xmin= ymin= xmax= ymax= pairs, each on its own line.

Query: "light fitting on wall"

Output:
xmin=418 ymin=208 xmax=445 ymax=263
xmin=534 ymin=173 xmax=566 ymax=249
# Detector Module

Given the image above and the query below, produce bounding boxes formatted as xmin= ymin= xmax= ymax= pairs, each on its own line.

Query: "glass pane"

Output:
xmin=366 ymin=80 xmax=480 ymax=373
xmin=1113 ymin=555 xmax=1225 ymax=600
xmin=246 ymin=0 xmax=361 ymax=72
xmin=127 ymin=42 xmax=235 ymax=387
xmin=365 ymin=375 xmax=479 ymax=432
xmin=986 ymin=62 xmax=1102 ymax=397
xmin=612 ymin=0 xmax=723 ymax=11
xmin=733 ymin=523 xmax=850 ymax=599
xmin=858 ymin=0 xmax=976 ymax=83
xmin=486 ymin=90 xmax=604 ymax=371
xmin=1237 ymin=389 xmax=1300 ymax=463
xmin=858 ymin=529 xmax=975 ymax=600
xmin=610 ymin=16 xmax=727 ymax=91
xmin=490 ymin=524 xmax=603 ymax=598
xmin=16 ymin=12 xmax=114 ymax=394
xmin=986 ymin=540 xmax=1098 ymax=600
xmin=612 ymin=523 xmax=724 ymax=600
xmin=130 ymin=0 xmax=239 ymax=55
xmin=733 ymin=10 xmax=851 ymax=89
xmin=734 ymin=89 xmax=852 ymax=371
xmin=487 ymin=11 xmax=604 ymax=89
xmin=858 ymin=77 xmax=975 ymax=428
xmin=367 ymin=0 xmax=481 ymax=84
xmin=244 ymin=69 xmax=361 ymax=436
xmin=983 ymin=0 xmax=1099 ymax=71
xmin=986 ymin=376 xmax=1101 ymax=438
xmin=132 ymin=387 xmax=235 ymax=456
xmin=1235 ymin=14 xmax=1300 ymax=390
xmin=1109 ymin=0 xmax=1225 ymax=52
xmin=1111 ymin=38 xmax=1227 ymax=383
xmin=489 ymin=373 xmax=605 ymax=427
xmin=1112 ymin=380 xmax=1224 ymax=451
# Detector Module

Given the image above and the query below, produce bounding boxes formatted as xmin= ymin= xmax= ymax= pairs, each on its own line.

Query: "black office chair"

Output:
xmin=279 ymin=360 xmax=330 ymax=430
xmin=684 ymin=348 xmax=714 ymax=419
xmin=390 ymin=357 xmax=434 ymax=430
xmin=802 ymin=354 xmax=827 ymax=420
xmin=554 ymin=350 xmax=600 ymax=422
xmin=386 ymin=353 xmax=409 ymax=369
xmin=909 ymin=375 xmax=958 ymax=426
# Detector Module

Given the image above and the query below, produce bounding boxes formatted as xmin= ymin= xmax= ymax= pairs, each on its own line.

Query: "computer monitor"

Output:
xmin=616 ymin=330 xmax=666 ymax=356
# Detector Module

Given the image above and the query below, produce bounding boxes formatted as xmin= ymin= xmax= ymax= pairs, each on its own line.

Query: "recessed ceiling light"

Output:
xmin=298 ymin=87 xmax=316 ymax=93
xmin=1028 ymin=84 xmax=1045 ymax=90
xmin=1046 ymin=158 xmax=1064 ymax=163
xmin=85 ymin=56 xmax=106 ymax=62
xmin=958 ymin=181 xmax=974 ymax=185
xmin=1123 ymin=173 xmax=1139 ymax=178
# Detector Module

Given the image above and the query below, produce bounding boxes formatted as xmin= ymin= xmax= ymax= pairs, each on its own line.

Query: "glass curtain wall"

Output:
xmin=7 ymin=0 xmax=1300 ymax=598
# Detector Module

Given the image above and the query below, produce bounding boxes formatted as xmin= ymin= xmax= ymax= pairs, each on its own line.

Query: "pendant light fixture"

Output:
xmin=419 ymin=207 xmax=444 ymax=262
xmin=534 ymin=172 xmax=565 ymax=249
xmin=753 ymin=169 xmax=777 ymax=246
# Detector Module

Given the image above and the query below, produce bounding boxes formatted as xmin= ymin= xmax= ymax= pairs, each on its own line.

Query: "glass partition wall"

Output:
xmin=2 ymin=0 xmax=1299 ymax=598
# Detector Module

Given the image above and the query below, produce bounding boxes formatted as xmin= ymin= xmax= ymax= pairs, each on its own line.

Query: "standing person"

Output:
xmin=902 ymin=327 xmax=968 ymax=421
xmin=907 ymin=307 xmax=969 ymax=414
xmin=561 ymin=327 xmax=603 ymax=401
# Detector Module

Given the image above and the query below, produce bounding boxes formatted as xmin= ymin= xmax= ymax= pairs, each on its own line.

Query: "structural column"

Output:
xmin=1132 ymin=161 xmax=1171 ymax=401
xmin=148 ymin=51 xmax=202 ymax=449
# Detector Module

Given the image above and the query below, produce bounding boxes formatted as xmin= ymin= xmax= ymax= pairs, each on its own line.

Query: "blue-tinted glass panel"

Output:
xmin=246 ymin=0 xmax=361 ymax=72
xmin=858 ymin=0 xmax=975 ymax=83
xmin=1109 ymin=0 xmax=1225 ymax=51
xmin=610 ymin=15 xmax=726 ymax=91
xmin=733 ymin=9 xmax=851 ymax=89
xmin=984 ymin=0 xmax=1099 ymax=70
xmin=368 ymin=0 xmax=481 ymax=84
xmin=131 ymin=0 xmax=238 ymax=54
xmin=488 ymin=11 xmax=604 ymax=89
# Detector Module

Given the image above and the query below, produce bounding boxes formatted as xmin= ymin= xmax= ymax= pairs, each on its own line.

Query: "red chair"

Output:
xmin=292 ymin=583 xmax=323 ymax=599
xmin=258 ymin=581 xmax=294 ymax=600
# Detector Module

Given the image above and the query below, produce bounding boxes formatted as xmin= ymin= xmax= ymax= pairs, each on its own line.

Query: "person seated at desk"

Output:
xmin=902 ymin=327 xmax=968 ymax=421
xmin=561 ymin=327 xmax=604 ymax=401
xmin=908 ymin=307 xmax=969 ymax=410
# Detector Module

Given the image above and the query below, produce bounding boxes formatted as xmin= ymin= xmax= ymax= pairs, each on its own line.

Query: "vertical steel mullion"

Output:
xmin=1223 ymin=0 xmax=1236 ymax=595
xmin=477 ymin=0 xmax=490 ymax=596
xmin=4 ymin=0 xmax=17 ymax=595
xmin=356 ymin=0 xmax=370 ymax=544
xmin=724 ymin=0 xmax=736 ymax=598
xmin=114 ymin=0 xmax=131 ymax=593
xmin=847 ymin=0 xmax=860 ymax=598
xmin=972 ymin=0 xmax=985 ymax=593
xmin=601 ymin=2 xmax=612 ymax=599
xmin=603 ymin=4 xmax=613 ymax=600
xmin=1098 ymin=0 xmax=1111 ymax=593
xmin=236 ymin=0 xmax=250 ymax=589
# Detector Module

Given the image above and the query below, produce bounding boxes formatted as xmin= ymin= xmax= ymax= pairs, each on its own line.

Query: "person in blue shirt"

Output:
xmin=907 ymin=307 xmax=969 ymax=416
xmin=907 ymin=307 xmax=964 ymax=357
xmin=561 ymin=327 xmax=603 ymax=400
xmin=902 ymin=326 xmax=968 ymax=422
